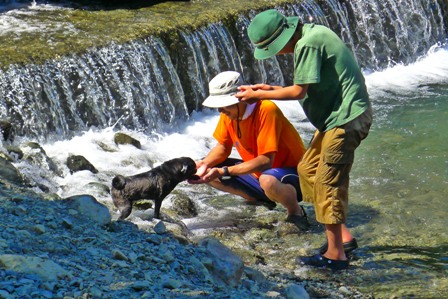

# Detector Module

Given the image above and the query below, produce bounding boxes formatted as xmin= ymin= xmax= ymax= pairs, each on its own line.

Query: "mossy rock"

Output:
xmin=114 ymin=132 xmax=141 ymax=149
xmin=66 ymin=155 xmax=99 ymax=174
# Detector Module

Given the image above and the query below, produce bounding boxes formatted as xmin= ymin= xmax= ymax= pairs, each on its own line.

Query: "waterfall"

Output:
xmin=0 ymin=0 xmax=446 ymax=140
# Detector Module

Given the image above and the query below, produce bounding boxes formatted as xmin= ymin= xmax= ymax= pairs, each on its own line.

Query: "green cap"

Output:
xmin=248 ymin=9 xmax=299 ymax=60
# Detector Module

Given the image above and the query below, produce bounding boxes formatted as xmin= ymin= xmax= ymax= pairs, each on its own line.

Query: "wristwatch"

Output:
xmin=221 ymin=166 xmax=232 ymax=180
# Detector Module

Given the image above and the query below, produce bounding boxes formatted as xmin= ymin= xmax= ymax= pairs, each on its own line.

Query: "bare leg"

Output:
xmin=341 ymin=224 xmax=354 ymax=243
xmin=259 ymin=174 xmax=305 ymax=216
xmin=323 ymin=224 xmax=347 ymax=261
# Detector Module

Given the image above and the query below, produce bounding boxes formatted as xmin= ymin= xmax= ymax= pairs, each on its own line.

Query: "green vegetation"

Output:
xmin=0 ymin=0 xmax=292 ymax=69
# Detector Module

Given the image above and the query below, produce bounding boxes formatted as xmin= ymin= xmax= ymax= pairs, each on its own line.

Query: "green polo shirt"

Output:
xmin=293 ymin=24 xmax=370 ymax=132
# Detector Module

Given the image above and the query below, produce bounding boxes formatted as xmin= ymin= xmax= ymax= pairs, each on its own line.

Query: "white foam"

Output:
xmin=0 ymin=2 xmax=77 ymax=36
xmin=365 ymin=44 xmax=448 ymax=96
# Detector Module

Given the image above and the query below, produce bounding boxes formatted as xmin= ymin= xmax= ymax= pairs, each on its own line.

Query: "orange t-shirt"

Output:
xmin=213 ymin=100 xmax=306 ymax=177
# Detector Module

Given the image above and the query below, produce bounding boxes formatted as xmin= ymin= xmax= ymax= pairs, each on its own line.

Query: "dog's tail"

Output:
xmin=112 ymin=175 xmax=127 ymax=190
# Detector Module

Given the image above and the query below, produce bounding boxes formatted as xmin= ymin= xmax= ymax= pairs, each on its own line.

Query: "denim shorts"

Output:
xmin=216 ymin=158 xmax=302 ymax=202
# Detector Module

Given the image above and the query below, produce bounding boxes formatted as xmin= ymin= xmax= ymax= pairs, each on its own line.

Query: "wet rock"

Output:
xmin=169 ymin=192 xmax=198 ymax=218
xmin=22 ymin=142 xmax=61 ymax=176
xmin=131 ymin=281 xmax=151 ymax=291
xmin=4 ymin=145 xmax=24 ymax=160
xmin=82 ymin=182 xmax=110 ymax=197
xmin=11 ymin=205 xmax=27 ymax=216
xmin=114 ymin=132 xmax=141 ymax=149
xmin=0 ymin=120 xmax=13 ymax=142
xmin=0 ymin=157 xmax=25 ymax=185
xmin=66 ymin=155 xmax=98 ymax=174
xmin=31 ymin=224 xmax=46 ymax=235
xmin=95 ymin=140 xmax=119 ymax=152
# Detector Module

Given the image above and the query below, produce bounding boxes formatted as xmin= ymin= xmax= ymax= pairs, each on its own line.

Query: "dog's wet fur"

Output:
xmin=111 ymin=157 xmax=197 ymax=220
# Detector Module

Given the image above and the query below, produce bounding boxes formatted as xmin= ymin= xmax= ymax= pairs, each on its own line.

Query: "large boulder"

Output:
xmin=198 ymin=237 xmax=244 ymax=287
xmin=64 ymin=194 xmax=111 ymax=226
xmin=0 ymin=254 xmax=71 ymax=281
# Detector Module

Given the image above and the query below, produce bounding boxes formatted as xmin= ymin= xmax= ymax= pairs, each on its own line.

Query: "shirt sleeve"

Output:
xmin=294 ymin=45 xmax=322 ymax=85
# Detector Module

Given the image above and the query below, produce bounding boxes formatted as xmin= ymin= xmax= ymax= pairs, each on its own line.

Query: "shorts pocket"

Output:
xmin=319 ymin=152 xmax=353 ymax=187
xmin=323 ymin=151 xmax=354 ymax=164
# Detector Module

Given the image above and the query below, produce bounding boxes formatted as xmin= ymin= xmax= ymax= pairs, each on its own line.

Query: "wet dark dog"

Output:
xmin=111 ymin=157 xmax=197 ymax=220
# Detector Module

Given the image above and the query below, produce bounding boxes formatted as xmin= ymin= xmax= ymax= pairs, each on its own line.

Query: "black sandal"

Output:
xmin=296 ymin=254 xmax=349 ymax=271
xmin=285 ymin=206 xmax=310 ymax=231
xmin=318 ymin=238 xmax=358 ymax=255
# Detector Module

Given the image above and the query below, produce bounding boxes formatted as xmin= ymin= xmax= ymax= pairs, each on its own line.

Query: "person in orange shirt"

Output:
xmin=188 ymin=71 xmax=309 ymax=231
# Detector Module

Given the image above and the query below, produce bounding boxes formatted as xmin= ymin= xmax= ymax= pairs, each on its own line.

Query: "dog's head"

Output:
xmin=164 ymin=157 xmax=198 ymax=181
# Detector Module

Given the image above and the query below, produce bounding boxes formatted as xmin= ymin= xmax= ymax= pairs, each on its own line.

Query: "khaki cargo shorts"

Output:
xmin=298 ymin=107 xmax=372 ymax=224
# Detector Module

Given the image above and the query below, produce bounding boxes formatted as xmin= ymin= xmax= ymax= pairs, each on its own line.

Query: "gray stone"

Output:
xmin=64 ymin=194 xmax=111 ymax=225
xmin=244 ymin=267 xmax=266 ymax=284
xmin=198 ymin=237 xmax=244 ymax=287
xmin=153 ymin=221 xmax=167 ymax=234
xmin=285 ymin=284 xmax=310 ymax=299
xmin=31 ymin=224 xmax=46 ymax=234
xmin=112 ymin=249 xmax=128 ymax=261
xmin=0 ymin=255 xmax=71 ymax=281
xmin=62 ymin=218 xmax=74 ymax=229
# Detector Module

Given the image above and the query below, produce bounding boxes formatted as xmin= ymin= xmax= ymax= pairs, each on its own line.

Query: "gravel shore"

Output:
xmin=0 ymin=179 xmax=372 ymax=299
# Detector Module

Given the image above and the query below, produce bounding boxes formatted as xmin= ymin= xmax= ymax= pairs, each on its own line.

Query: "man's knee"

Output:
xmin=259 ymin=174 xmax=277 ymax=192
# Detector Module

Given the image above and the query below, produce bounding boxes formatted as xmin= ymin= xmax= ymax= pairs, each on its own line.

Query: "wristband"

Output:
xmin=221 ymin=166 xmax=231 ymax=180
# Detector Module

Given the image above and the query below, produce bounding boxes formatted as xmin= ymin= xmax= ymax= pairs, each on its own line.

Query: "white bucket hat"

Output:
xmin=202 ymin=71 xmax=244 ymax=108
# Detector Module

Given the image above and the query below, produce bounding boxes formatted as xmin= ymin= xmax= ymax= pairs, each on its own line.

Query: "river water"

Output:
xmin=1 ymin=0 xmax=447 ymax=298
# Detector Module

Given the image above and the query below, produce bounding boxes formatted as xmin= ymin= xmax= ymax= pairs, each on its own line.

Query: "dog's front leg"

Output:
xmin=118 ymin=203 xmax=132 ymax=220
xmin=153 ymin=199 xmax=163 ymax=219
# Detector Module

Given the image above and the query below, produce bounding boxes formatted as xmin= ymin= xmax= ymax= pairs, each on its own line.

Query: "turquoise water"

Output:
xmin=344 ymin=77 xmax=448 ymax=296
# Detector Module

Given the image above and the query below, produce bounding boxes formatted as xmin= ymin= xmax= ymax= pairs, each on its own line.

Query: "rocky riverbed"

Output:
xmin=0 ymin=182 xmax=371 ymax=299
xmin=0 ymin=132 xmax=372 ymax=298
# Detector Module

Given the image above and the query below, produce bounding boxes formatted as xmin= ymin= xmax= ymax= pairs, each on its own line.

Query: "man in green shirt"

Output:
xmin=236 ymin=9 xmax=372 ymax=270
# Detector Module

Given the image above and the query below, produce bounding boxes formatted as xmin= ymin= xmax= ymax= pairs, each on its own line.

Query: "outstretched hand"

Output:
xmin=187 ymin=163 xmax=208 ymax=184
xmin=188 ymin=164 xmax=223 ymax=184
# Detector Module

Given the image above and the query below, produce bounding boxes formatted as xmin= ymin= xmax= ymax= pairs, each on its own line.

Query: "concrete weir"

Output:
xmin=0 ymin=0 xmax=292 ymax=69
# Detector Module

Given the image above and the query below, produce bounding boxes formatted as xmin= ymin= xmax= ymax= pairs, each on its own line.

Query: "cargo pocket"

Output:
xmin=319 ymin=151 xmax=354 ymax=187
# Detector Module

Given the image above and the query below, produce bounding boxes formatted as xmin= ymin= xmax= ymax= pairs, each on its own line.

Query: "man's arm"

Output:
xmin=226 ymin=153 xmax=274 ymax=176
xmin=199 ymin=152 xmax=275 ymax=183
xmin=195 ymin=143 xmax=232 ymax=176
xmin=235 ymin=84 xmax=308 ymax=103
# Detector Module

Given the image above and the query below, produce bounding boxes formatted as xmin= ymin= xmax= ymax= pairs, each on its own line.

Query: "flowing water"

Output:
xmin=0 ymin=0 xmax=447 ymax=297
